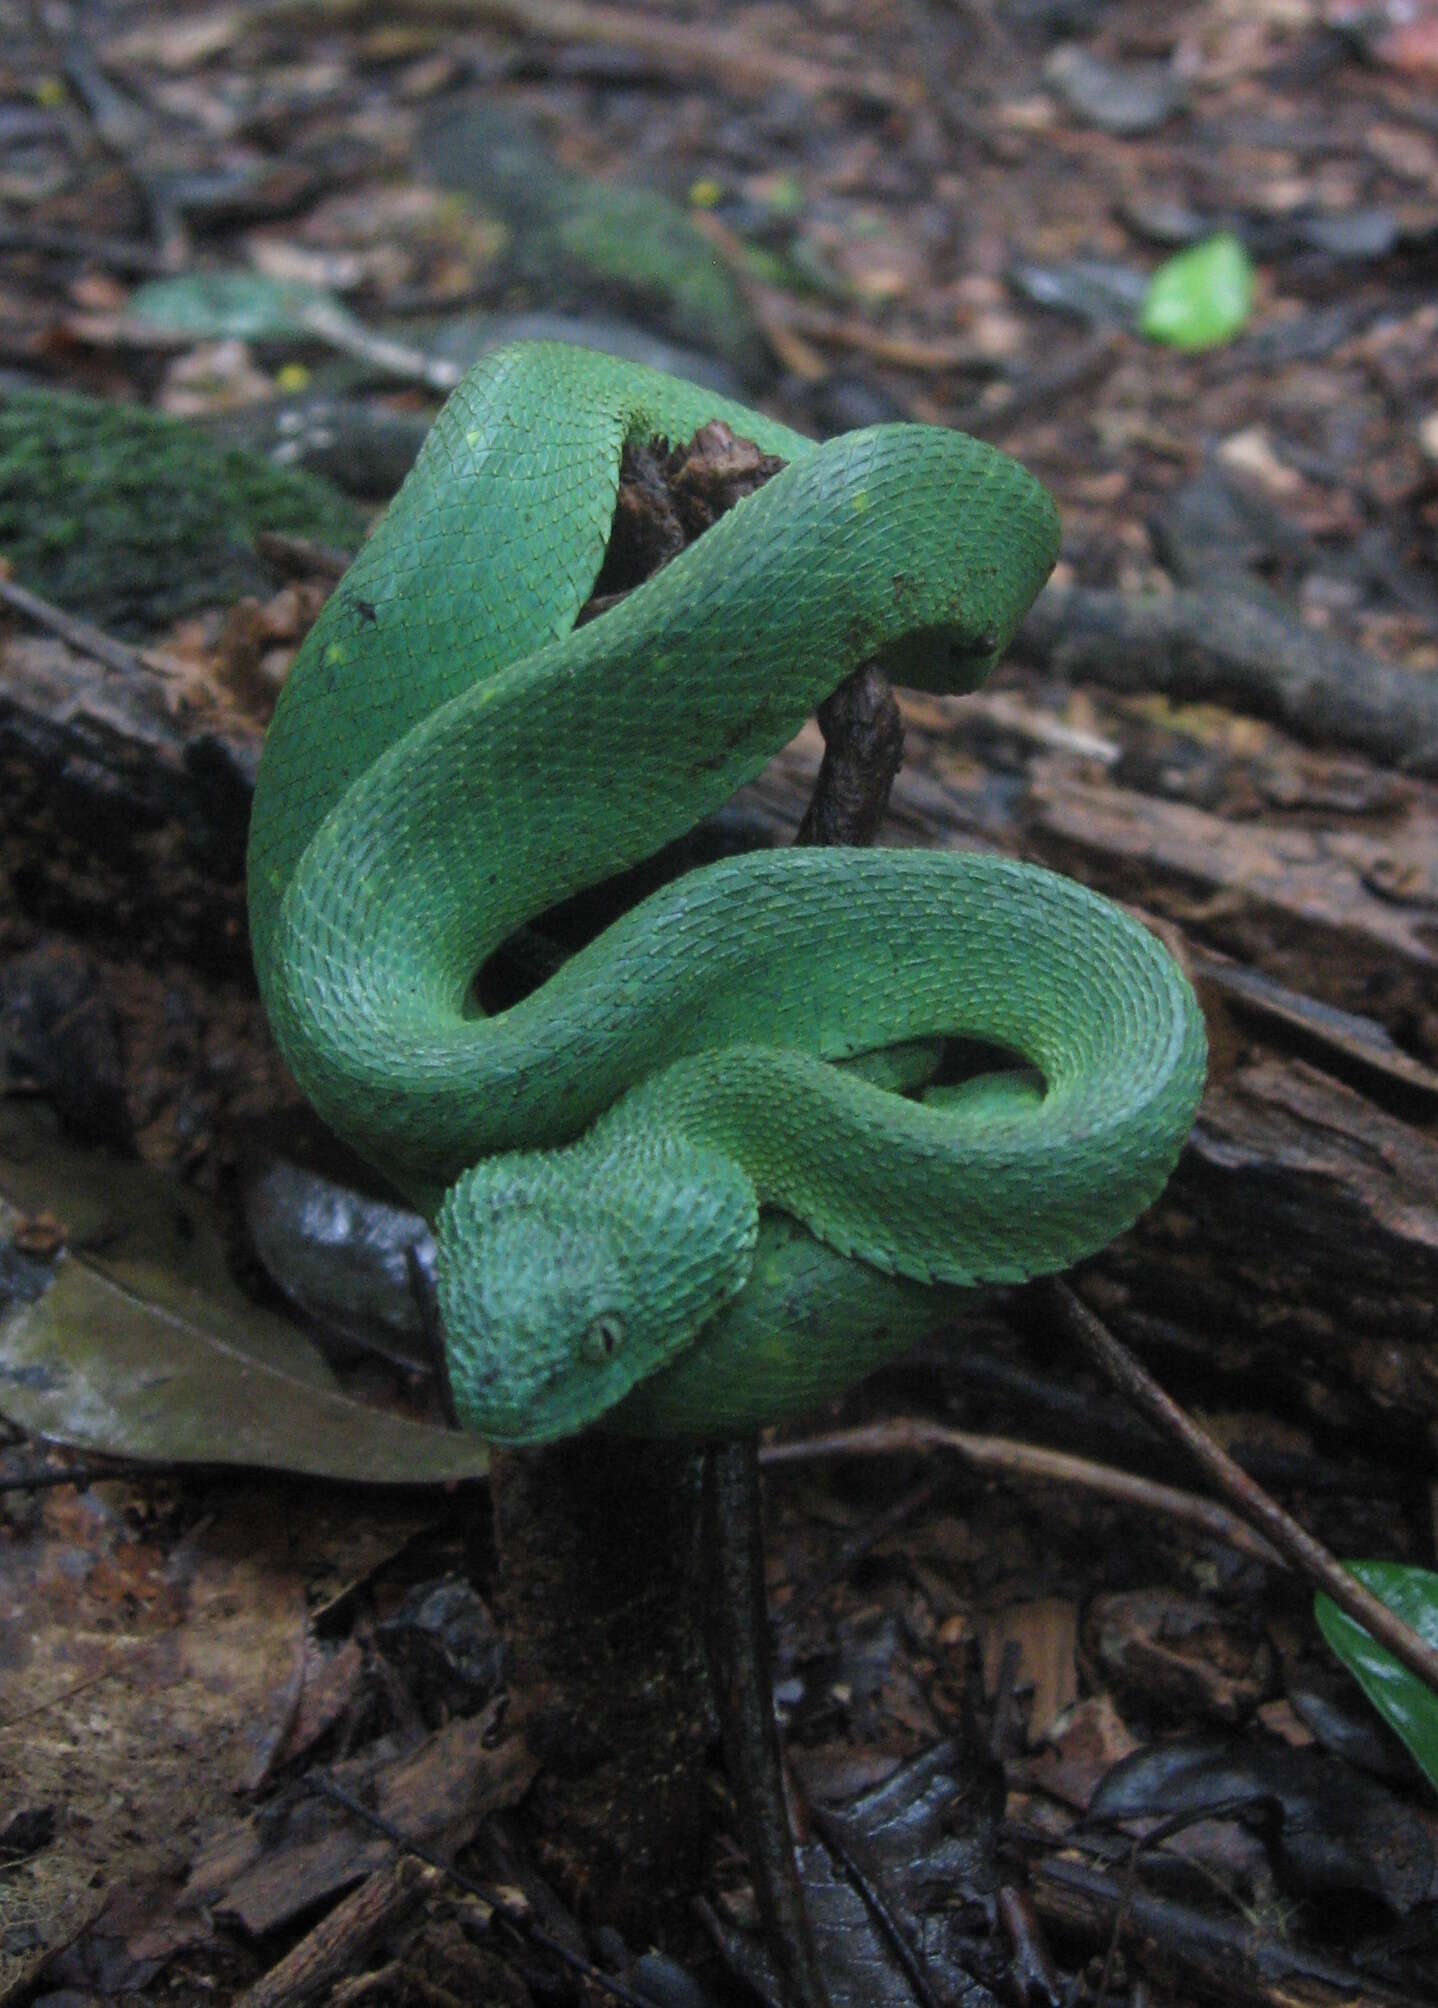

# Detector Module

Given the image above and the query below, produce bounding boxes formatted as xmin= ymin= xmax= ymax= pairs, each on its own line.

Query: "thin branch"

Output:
xmin=0 ymin=575 xmax=182 ymax=683
xmin=286 ymin=296 xmax=460 ymax=394
xmin=0 ymin=223 xmax=174 ymax=273
xmin=1029 ymin=1850 xmax=1434 ymax=2008
xmin=696 ymin=656 xmax=909 ymax=2008
xmin=1016 ymin=580 xmax=1438 ymax=774
xmin=1045 ymin=1280 xmax=1438 ymax=1699
xmin=685 ymin=210 xmax=831 ymax=380
xmin=703 ymin=1444 xmax=836 ymax=2008
xmin=339 ymin=0 xmax=910 ymax=103
xmin=807 ymin=1803 xmax=953 ymax=2008
xmin=761 ymin=1417 xmax=1285 ymax=1566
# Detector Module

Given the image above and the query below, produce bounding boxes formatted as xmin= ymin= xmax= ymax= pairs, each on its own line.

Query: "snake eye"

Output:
xmin=581 ymin=1312 xmax=625 ymax=1365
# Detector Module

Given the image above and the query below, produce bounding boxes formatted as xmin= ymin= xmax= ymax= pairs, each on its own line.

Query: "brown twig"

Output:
xmin=372 ymin=0 xmax=909 ymax=103
xmin=0 ymin=223 xmax=174 ymax=274
xmin=1045 ymin=1280 xmax=1438 ymax=1699
xmin=0 ymin=575 xmax=181 ymax=683
xmin=283 ymin=295 xmax=460 ymax=393
xmin=796 ymin=664 xmax=905 ymax=847
xmin=781 ymin=304 xmax=1004 ymax=376
xmin=760 ymin=1418 xmax=1284 ymax=1566
xmin=698 ymin=656 xmax=908 ymax=2008
xmin=254 ymin=532 xmax=355 ymax=585
xmin=703 ymin=1444 xmax=836 ymax=2008
xmin=55 ymin=23 xmax=187 ymax=264
xmin=807 ymin=1802 xmax=954 ymax=2008
xmin=686 ymin=211 xmax=831 ymax=381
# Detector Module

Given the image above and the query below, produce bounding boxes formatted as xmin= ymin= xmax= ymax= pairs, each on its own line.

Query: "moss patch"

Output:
xmin=0 ymin=389 xmax=365 ymax=636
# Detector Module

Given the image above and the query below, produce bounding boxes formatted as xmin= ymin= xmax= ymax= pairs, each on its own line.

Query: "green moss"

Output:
xmin=551 ymin=185 xmax=760 ymax=372
xmin=0 ymin=388 xmax=364 ymax=636
xmin=418 ymin=102 xmax=765 ymax=378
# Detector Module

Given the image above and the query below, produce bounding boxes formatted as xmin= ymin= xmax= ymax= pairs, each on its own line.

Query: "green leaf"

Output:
xmin=1138 ymin=233 xmax=1254 ymax=352
xmin=1315 ymin=1560 xmax=1438 ymax=1794
xmin=0 ymin=1103 xmax=487 ymax=1484
xmin=129 ymin=270 xmax=359 ymax=345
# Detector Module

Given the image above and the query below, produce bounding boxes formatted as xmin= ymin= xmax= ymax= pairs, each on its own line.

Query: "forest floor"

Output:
xmin=1 ymin=1 xmax=1437 ymax=2004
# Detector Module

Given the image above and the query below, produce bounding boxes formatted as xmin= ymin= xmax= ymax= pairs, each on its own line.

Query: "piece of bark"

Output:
xmin=0 ymin=633 xmax=256 ymax=971
xmin=488 ymin=1437 xmax=712 ymax=1941
xmin=180 ymin=1713 xmax=533 ymax=1940
xmin=1018 ymin=582 xmax=1438 ymax=774
xmin=236 ymin=1858 xmax=440 ymax=2008
xmin=1095 ymin=1057 xmax=1438 ymax=1439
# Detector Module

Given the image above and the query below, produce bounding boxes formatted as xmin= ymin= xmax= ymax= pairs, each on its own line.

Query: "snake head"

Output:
xmin=435 ymin=1135 xmax=758 ymax=1444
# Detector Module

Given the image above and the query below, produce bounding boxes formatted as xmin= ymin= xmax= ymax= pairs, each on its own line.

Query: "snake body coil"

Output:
xmin=248 ymin=343 xmax=1206 ymax=1443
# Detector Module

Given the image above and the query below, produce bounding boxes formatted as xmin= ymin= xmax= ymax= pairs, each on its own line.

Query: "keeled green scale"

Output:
xmin=248 ymin=343 xmax=1206 ymax=1444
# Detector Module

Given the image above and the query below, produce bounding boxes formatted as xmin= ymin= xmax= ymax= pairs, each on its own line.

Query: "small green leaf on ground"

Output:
xmin=129 ymin=270 xmax=353 ymax=344
xmin=1139 ymin=233 xmax=1255 ymax=351
xmin=1316 ymin=1560 xmax=1438 ymax=1794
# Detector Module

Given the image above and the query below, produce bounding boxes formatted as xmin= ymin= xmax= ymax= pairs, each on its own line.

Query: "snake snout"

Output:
xmin=428 ymin=1129 xmax=765 ymax=1443
xmin=431 ymin=1157 xmax=635 ymax=1441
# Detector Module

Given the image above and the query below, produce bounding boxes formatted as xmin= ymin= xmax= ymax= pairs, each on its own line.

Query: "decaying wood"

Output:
xmin=0 ymin=634 xmax=255 ymax=970
xmin=236 ymin=1858 xmax=441 ymax=2008
xmin=487 ymin=1436 xmax=712 ymax=1937
xmin=4 ymin=610 xmax=1436 ymax=1445
xmin=1019 ymin=582 xmax=1438 ymax=774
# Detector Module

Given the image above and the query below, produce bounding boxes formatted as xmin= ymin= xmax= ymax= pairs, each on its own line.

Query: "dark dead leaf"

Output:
xmin=708 ymin=1742 xmax=1007 ymax=2007
xmin=1090 ymin=1733 xmax=1438 ymax=1912
xmin=0 ymin=1102 xmax=488 ymax=1483
xmin=243 ymin=1152 xmax=438 ymax=1371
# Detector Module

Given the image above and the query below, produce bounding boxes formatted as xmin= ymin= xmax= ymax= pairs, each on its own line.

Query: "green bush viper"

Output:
xmin=247 ymin=342 xmax=1206 ymax=1445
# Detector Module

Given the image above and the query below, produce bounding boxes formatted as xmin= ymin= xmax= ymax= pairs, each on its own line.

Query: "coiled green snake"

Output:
xmin=247 ymin=343 xmax=1206 ymax=1445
